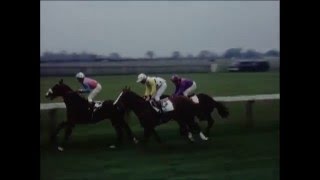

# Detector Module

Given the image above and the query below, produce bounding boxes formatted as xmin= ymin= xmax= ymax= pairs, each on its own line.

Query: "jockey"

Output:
xmin=75 ymin=72 xmax=102 ymax=109
xmin=171 ymin=74 xmax=197 ymax=97
xmin=136 ymin=73 xmax=167 ymax=114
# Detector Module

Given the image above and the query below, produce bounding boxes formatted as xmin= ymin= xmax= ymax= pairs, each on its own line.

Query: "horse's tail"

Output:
xmin=212 ymin=100 xmax=229 ymax=118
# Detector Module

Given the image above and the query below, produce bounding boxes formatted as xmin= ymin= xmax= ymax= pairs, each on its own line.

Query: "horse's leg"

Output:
xmin=151 ymin=128 xmax=162 ymax=144
xmin=113 ymin=125 xmax=124 ymax=147
xmin=187 ymin=118 xmax=208 ymax=141
xmin=177 ymin=120 xmax=194 ymax=142
xmin=110 ymin=118 xmax=124 ymax=147
xmin=50 ymin=121 xmax=68 ymax=144
xmin=122 ymin=120 xmax=139 ymax=144
xmin=142 ymin=128 xmax=152 ymax=145
xmin=179 ymin=124 xmax=188 ymax=136
xmin=205 ymin=114 xmax=215 ymax=136
xmin=58 ymin=123 xmax=74 ymax=151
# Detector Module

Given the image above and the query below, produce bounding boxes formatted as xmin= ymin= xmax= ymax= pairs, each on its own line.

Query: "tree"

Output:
xmin=145 ymin=50 xmax=155 ymax=59
xmin=241 ymin=49 xmax=263 ymax=59
xmin=171 ymin=51 xmax=181 ymax=59
xmin=223 ymin=48 xmax=242 ymax=59
xmin=109 ymin=52 xmax=121 ymax=60
xmin=186 ymin=54 xmax=194 ymax=58
xmin=264 ymin=49 xmax=280 ymax=57
xmin=41 ymin=51 xmax=55 ymax=61
xmin=198 ymin=50 xmax=212 ymax=59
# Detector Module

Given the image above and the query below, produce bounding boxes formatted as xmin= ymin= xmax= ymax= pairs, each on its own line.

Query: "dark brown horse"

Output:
xmin=161 ymin=93 xmax=229 ymax=136
xmin=113 ymin=87 xmax=209 ymax=144
xmin=45 ymin=79 xmax=137 ymax=151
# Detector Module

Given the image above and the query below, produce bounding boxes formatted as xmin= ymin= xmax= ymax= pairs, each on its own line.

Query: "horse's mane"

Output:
xmin=126 ymin=90 xmax=144 ymax=101
xmin=67 ymin=91 xmax=88 ymax=103
xmin=60 ymin=83 xmax=90 ymax=106
xmin=123 ymin=89 xmax=151 ymax=108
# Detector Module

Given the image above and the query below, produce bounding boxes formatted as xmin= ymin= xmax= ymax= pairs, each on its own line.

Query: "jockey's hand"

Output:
xmin=143 ymin=95 xmax=150 ymax=101
xmin=151 ymin=97 xmax=158 ymax=104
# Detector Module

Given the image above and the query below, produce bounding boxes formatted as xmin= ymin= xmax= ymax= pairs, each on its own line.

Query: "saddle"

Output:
xmin=88 ymin=101 xmax=103 ymax=121
xmin=149 ymin=99 xmax=174 ymax=125
xmin=88 ymin=101 xmax=103 ymax=112
xmin=188 ymin=94 xmax=199 ymax=104
xmin=149 ymin=98 xmax=174 ymax=113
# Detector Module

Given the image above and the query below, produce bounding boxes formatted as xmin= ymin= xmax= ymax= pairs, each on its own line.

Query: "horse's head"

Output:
xmin=113 ymin=86 xmax=129 ymax=105
xmin=113 ymin=86 xmax=140 ymax=107
xmin=45 ymin=79 xmax=73 ymax=100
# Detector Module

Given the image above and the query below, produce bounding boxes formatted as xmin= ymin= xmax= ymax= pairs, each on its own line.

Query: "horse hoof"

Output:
xmin=133 ymin=137 xmax=139 ymax=144
xmin=57 ymin=146 xmax=64 ymax=151
xmin=199 ymin=132 xmax=209 ymax=141
xmin=188 ymin=132 xmax=195 ymax=142
xmin=109 ymin=145 xmax=116 ymax=149
xmin=188 ymin=137 xmax=195 ymax=142
xmin=201 ymin=136 xmax=209 ymax=141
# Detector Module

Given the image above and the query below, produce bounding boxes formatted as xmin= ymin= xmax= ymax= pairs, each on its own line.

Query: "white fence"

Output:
xmin=40 ymin=93 xmax=279 ymax=129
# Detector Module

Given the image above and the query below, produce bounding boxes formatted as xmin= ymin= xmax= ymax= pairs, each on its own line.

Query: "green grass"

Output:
xmin=40 ymin=72 xmax=279 ymax=180
xmin=40 ymin=72 xmax=279 ymax=103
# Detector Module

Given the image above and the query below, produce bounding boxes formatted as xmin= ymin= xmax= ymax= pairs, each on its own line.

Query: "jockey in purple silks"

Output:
xmin=171 ymin=75 xmax=197 ymax=97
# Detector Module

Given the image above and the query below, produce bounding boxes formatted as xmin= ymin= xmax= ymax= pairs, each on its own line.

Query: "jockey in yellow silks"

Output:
xmin=136 ymin=73 xmax=167 ymax=113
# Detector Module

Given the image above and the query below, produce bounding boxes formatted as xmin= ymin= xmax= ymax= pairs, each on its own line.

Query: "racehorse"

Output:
xmin=113 ymin=86 xmax=209 ymax=145
xmin=45 ymin=79 xmax=137 ymax=151
xmin=161 ymin=93 xmax=229 ymax=136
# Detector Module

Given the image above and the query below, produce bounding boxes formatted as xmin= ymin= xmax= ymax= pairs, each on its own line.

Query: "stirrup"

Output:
xmin=187 ymin=93 xmax=195 ymax=98
xmin=156 ymin=102 xmax=162 ymax=112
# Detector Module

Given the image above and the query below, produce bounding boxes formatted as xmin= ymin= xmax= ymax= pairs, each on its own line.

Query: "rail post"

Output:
xmin=48 ymin=109 xmax=58 ymax=136
xmin=245 ymin=100 xmax=255 ymax=128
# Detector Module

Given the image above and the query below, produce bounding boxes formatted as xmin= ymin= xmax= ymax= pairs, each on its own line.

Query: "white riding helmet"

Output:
xmin=76 ymin=72 xmax=85 ymax=79
xmin=136 ymin=73 xmax=147 ymax=83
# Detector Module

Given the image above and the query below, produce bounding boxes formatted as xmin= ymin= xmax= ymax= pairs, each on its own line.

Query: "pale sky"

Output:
xmin=40 ymin=1 xmax=279 ymax=58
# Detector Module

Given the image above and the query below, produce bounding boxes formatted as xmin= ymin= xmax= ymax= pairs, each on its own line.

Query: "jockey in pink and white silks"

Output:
xmin=75 ymin=72 xmax=102 ymax=108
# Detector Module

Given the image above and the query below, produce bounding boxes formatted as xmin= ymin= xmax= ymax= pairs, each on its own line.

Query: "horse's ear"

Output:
xmin=128 ymin=86 xmax=131 ymax=91
xmin=59 ymin=79 xmax=63 ymax=84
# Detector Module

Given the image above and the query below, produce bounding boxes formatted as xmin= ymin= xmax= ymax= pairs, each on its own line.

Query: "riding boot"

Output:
xmin=84 ymin=101 xmax=94 ymax=121
xmin=156 ymin=101 xmax=164 ymax=124
xmin=156 ymin=101 xmax=163 ymax=115
xmin=89 ymin=101 xmax=95 ymax=112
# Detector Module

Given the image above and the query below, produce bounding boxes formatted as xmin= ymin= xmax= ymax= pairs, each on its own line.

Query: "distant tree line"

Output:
xmin=41 ymin=48 xmax=279 ymax=62
xmin=222 ymin=48 xmax=279 ymax=59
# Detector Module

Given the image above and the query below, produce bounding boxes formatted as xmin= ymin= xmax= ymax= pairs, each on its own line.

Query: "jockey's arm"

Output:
xmin=144 ymin=81 xmax=151 ymax=97
xmin=78 ymin=84 xmax=91 ymax=93
xmin=148 ymin=79 xmax=157 ymax=98
xmin=173 ymin=84 xmax=179 ymax=96
xmin=175 ymin=81 xmax=186 ymax=96
xmin=175 ymin=87 xmax=184 ymax=96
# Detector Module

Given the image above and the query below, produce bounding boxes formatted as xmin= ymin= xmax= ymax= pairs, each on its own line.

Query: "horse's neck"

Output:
xmin=63 ymin=92 xmax=88 ymax=107
xmin=126 ymin=92 xmax=150 ymax=114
